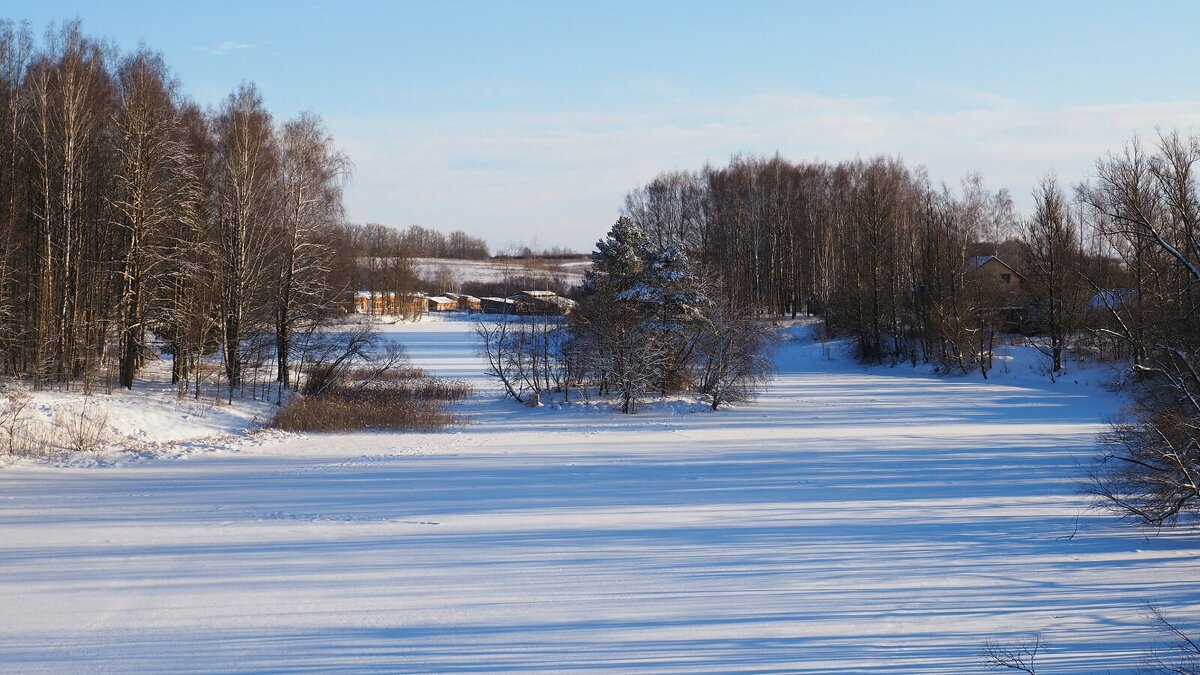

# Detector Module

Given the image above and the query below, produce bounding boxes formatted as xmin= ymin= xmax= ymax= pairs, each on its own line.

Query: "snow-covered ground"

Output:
xmin=2 ymin=315 xmax=1198 ymax=672
xmin=0 ymin=359 xmax=276 ymax=470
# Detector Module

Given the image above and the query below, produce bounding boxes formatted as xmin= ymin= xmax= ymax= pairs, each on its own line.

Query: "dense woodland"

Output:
xmin=0 ymin=21 xmax=483 ymax=400
xmin=0 ymin=20 xmax=358 ymax=399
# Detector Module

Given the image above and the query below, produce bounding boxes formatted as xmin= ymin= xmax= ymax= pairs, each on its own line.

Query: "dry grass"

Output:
xmin=0 ymin=393 xmax=112 ymax=458
xmin=272 ymin=378 xmax=472 ymax=433
xmin=0 ymin=392 xmax=34 ymax=455
xmin=341 ymin=365 xmax=427 ymax=382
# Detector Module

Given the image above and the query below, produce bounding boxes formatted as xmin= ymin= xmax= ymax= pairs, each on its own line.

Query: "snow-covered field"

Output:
xmin=414 ymin=257 xmax=588 ymax=288
xmin=2 ymin=316 xmax=1199 ymax=672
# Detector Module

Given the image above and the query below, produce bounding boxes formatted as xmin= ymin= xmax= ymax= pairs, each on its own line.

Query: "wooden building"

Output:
xmin=480 ymin=296 xmax=517 ymax=314
xmin=427 ymin=295 xmax=457 ymax=312
xmin=352 ymin=291 xmax=426 ymax=317
xmin=511 ymin=290 xmax=577 ymax=316
xmin=443 ymin=292 xmax=482 ymax=312
xmin=966 ymin=255 xmax=1024 ymax=288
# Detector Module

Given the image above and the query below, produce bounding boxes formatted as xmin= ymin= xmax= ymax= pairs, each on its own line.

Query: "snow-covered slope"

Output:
xmin=0 ymin=359 xmax=276 ymax=469
xmin=1 ymin=315 xmax=1197 ymax=672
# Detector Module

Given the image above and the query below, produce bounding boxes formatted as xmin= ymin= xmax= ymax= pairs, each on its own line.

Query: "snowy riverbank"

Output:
xmin=1 ymin=315 xmax=1196 ymax=672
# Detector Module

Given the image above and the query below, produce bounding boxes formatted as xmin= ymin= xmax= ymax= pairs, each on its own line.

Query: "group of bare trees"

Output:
xmin=0 ymin=20 xmax=349 ymax=399
xmin=394 ymin=223 xmax=489 ymax=260
xmin=622 ymin=157 xmax=1028 ymax=374
xmin=1081 ymin=133 xmax=1200 ymax=526
xmin=480 ymin=217 xmax=774 ymax=413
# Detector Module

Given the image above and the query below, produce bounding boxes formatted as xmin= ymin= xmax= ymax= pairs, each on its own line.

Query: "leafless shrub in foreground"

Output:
xmin=0 ymin=392 xmax=56 ymax=457
xmin=1143 ymin=606 xmax=1200 ymax=675
xmin=54 ymin=402 xmax=111 ymax=454
xmin=276 ymin=332 xmax=470 ymax=432
xmin=981 ymin=633 xmax=1044 ymax=674
xmin=271 ymin=382 xmax=469 ymax=433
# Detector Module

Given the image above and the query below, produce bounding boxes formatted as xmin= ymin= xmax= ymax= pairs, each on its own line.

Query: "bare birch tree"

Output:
xmin=109 ymin=49 xmax=198 ymax=388
xmin=211 ymin=83 xmax=281 ymax=398
xmin=1022 ymin=176 xmax=1086 ymax=375
xmin=274 ymin=112 xmax=348 ymax=394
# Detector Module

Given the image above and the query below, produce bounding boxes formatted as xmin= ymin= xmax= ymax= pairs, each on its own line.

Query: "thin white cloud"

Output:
xmin=328 ymin=91 xmax=1200 ymax=250
xmin=199 ymin=41 xmax=255 ymax=56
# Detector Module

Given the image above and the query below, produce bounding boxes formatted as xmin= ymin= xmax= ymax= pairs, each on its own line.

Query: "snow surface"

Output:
xmin=2 ymin=315 xmax=1199 ymax=672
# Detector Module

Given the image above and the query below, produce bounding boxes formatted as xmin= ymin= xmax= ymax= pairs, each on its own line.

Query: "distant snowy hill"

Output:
xmin=413 ymin=256 xmax=589 ymax=288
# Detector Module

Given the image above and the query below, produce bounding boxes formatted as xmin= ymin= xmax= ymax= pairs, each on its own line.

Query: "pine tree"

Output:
xmin=619 ymin=245 xmax=709 ymax=331
xmin=574 ymin=217 xmax=667 ymax=412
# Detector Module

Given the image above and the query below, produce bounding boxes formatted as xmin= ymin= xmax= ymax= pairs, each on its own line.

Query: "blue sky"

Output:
xmin=8 ymin=1 xmax=1200 ymax=250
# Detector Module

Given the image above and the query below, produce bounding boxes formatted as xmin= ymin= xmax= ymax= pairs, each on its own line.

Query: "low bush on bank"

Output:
xmin=272 ymin=378 xmax=472 ymax=432
xmin=273 ymin=329 xmax=472 ymax=433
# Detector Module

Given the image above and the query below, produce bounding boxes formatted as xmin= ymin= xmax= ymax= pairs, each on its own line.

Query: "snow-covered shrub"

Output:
xmin=0 ymin=392 xmax=54 ymax=457
xmin=55 ymin=402 xmax=111 ymax=454
xmin=548 ymin=217 xmax=775 ymax=413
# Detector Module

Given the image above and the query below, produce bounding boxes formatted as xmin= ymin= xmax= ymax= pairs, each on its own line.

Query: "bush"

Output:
xmin=55 ymin=402 xmax=111 ymax=453
xmin=0 ymin=392 xmax=56 ymax=457
xmin=0 ymin=392 xmax=33 ymax=454
xmin=281 ymin=324 xmax=471 ymax=432
xmin=341 ymin=365 xmax=426 ymax=382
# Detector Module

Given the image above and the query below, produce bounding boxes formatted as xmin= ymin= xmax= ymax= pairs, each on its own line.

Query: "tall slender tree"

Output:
xmin=109 ymin=49 xmax=198 ymax=388
xmin=211 ymin=83 xmax=281 ymax=397
xmin=274 ymin=112 xmax=348 ymax=393
xmin=1022 ymin=177 xmax=1085 ymax=374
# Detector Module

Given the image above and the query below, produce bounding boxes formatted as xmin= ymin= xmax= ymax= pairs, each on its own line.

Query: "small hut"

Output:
xmin=427 ymin=295 xmax=457 ymax=312
xmin=480 ymin=296 xmax=517 ymax=314
xmin=512 ymin=290 xmax=576 ymax=315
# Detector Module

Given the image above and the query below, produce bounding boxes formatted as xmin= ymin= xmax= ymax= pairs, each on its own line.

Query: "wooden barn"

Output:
xmin=512 ymin=290 xmax=576 ymax=316
xmin=457 ymin=294 xmax=482 ymax=312
xmin=352 ymin=291 xmax=426 ymax=317
xmin=427 ymin=295 xmax=457 ymax=312
xmin=443 ymin=292 xmax=482 ymax=312
xmin=480 ymin=296 xmax=517 ymax=314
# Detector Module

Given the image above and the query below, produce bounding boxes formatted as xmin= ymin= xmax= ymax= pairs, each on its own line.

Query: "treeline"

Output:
xmin=623 ymin=139 xmax=1199 ymax=524
xmin=0 ymin=20 xmax=349 ymax=397
xmin=623 ymin=156 xmax=1035 ymax=372
xmin=393 ymin=224 xmax=489 ymax=260
xmin=339 ymin=222 xmax=420 ymax=316
xmin=623 ymin=155 xmax=1134 ymax=373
